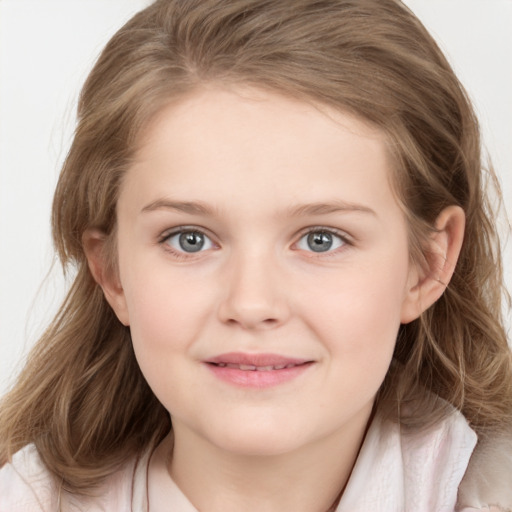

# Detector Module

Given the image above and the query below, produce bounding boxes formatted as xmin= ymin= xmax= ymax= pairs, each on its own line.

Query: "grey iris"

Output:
xmin=179 ymin=231 xmax=205 ymax=252
xmin=307 ymin=231 xmax=333 ymax=252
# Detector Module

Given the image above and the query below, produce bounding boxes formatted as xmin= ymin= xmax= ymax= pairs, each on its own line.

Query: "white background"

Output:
xmin=1 ymin=0 xmax=511 ymax=396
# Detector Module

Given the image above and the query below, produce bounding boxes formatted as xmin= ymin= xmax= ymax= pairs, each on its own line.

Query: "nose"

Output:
xmin=217 ymin=251 xmax=290 ymax=330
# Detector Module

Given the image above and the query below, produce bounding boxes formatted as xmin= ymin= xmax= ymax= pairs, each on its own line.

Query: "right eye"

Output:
xmin=163 ymin=230 xmax=214 ymax=253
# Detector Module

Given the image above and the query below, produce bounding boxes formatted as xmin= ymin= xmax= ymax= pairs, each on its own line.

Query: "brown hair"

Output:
xmin=1 ymin=0 xmax=511 ymax=494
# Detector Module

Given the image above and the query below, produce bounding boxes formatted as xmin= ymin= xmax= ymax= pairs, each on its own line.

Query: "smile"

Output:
xmin=204 ymin=353 xmax=314 ymax=388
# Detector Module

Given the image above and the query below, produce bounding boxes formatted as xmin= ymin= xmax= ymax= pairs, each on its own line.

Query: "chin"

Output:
xmin=206 ymin=419 xmax=308 ymax=457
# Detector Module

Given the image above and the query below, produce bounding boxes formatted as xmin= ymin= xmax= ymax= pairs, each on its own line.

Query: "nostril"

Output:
xmin=224 ymin=316 xmax=279 ymax=329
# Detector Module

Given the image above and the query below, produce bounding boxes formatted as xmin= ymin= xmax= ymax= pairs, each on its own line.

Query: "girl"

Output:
xmin=1 ymin=0 xmax=511 ymax=510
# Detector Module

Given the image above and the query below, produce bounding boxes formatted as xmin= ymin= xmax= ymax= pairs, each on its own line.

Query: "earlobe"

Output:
xmin=82 ymin=229 xmax=130 ymax=326
xmin=400 ymin=206 xmax=465 ymax=324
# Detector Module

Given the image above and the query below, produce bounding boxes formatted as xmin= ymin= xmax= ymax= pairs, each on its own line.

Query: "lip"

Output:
xmin=204 ymin=352 xmax=314 ymax=388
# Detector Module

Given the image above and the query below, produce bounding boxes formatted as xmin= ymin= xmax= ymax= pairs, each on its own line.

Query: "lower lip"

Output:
xmin=204 ymin=362 xmax=314 ymax=388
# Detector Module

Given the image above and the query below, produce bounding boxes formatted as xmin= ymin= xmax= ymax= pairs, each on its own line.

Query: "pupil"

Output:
xmin=179 ymin=232 xmax=204 ymax=252
xmin=307 ymin=232 xmax=333 ymax=252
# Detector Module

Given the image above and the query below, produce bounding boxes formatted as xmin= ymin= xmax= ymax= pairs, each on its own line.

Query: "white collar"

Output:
xmin=336 ymin=409 xmax=477 ymax=512
xmin=138 ymin=410 xmax=477 ymax=512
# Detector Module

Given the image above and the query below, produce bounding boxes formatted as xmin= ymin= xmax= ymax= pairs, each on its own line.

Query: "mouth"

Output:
xmin=204 ymin=353 xmax=314 ymax=388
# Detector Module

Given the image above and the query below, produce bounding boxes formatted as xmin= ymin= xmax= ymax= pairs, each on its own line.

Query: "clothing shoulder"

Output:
xmin=457 ymin=430 xmax=512 ymax=512
xmin=0 ymin=444 xmax=57 ymax=511
xmin=0 ymin=444 xmax=141 ymax=512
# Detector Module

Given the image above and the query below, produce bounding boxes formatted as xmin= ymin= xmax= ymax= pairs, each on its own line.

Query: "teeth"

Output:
xmin=214 ymin=363 xmax=297 ymax=371
xmin=239 ymin=364 xmax=257 ymax=371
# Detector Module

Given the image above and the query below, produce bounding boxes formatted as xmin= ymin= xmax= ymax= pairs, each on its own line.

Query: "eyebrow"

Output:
xmin=141 ymin=200 xmax=215 ymax=216
xmin=141 ymin=198 xmax=376 ymax=218
xmin=286 ymin=200 xmax=377 ymax=217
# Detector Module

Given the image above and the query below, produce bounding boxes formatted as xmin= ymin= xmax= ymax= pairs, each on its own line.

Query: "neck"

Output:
xmin=168 ymin=407 xmax=373 ymax=512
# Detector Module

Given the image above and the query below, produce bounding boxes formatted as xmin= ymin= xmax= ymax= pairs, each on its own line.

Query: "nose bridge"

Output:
xmin=218 ymin=243 xmax=288 ymax=329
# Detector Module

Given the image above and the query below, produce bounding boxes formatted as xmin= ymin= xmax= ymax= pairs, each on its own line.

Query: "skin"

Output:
xmin=85 ymin=86 xmax=465 ymax=512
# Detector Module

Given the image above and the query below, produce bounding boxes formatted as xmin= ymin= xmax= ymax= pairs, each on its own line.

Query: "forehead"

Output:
xmin=136 ymin=86 xmax=385 ymax=159
xmin=122 ymin=86 xmax=400 ymax=220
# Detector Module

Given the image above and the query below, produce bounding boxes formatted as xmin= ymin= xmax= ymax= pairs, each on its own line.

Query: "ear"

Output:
xmin=400 ymin=205 xmax=465 ymax=324
xmin=82 ymin=228 xmax=130 ymax=326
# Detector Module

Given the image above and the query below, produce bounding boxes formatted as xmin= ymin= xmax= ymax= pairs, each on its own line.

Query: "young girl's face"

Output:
xmin=107 ymin=87 xmax=421 ymax=456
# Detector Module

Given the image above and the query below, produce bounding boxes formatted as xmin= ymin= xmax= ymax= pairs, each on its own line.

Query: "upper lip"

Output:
xmin=205 ymin=352 xmax=311 ymax=367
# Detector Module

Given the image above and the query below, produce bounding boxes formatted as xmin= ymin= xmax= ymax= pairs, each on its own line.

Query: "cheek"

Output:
xmin=120 ymin=266 xmax=214 ymax=409
xmin=305 ymin=254 xmax=410 ymax=369
xmin=117 ymin=243 xmax=197 ymax=347
xmin=124 ymin=269 xmax=211 ymax=349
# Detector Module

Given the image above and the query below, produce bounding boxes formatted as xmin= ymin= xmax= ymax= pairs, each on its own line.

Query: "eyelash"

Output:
xmin=158 ymin=226 xmax=352 ymax=260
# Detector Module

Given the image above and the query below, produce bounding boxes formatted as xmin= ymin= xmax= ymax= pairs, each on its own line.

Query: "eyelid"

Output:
xmin=158 ymin=225 xmax=215 ymax=242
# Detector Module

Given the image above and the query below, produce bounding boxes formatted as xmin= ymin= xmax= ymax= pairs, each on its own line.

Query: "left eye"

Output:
xmin=164 ymin=230 xmax=214 ymax=253
xmin=296 ymin=230 xmax=346 ymax=253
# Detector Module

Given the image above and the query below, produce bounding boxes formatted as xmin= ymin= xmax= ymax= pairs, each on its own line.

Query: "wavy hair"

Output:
xmin=1 ymin=0 xmax=510 ymax=494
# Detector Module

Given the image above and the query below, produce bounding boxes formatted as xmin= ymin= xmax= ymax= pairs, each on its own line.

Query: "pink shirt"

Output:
xmin=0 ymin=409 xmax=508 ymax=511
